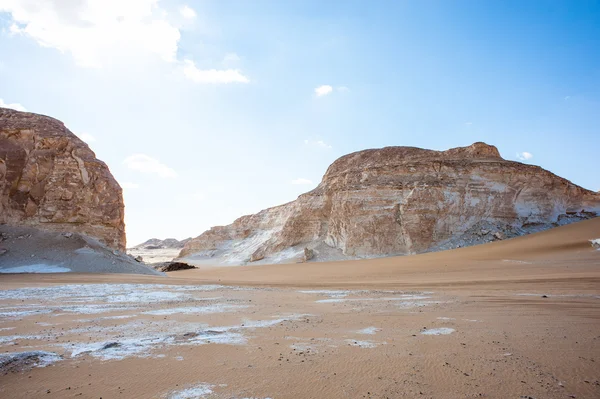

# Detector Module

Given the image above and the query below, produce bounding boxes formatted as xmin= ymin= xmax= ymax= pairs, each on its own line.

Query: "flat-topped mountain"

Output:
xmin=179 ymin=142 xmax=600 ymax=265
xmin=0 ymin=107 xmax=125 ymax=251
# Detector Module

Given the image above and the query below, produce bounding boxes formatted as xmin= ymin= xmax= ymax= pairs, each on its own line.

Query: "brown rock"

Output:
xmin=303 ymin=247 xmax=314 ymax=262
xmin=179 ymin=142 xmax=600 ymax=263
xmin=156 ymin=262 xmax=196 ymax=272
xmin=0 ymin=108 xmax=125 ymax=250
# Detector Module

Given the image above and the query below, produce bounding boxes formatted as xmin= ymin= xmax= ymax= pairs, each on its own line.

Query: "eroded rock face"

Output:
xmin=0 ymin=108 xmax=125 ymax=251
xmin=180 ymin=142 xmax=600 ymax=264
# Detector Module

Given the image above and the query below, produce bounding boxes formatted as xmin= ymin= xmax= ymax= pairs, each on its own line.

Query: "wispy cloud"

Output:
xmin=291 ymin=178 xmax=313 ymax=185
xmin=123 ymin=154 xmax=178 ymax=178
xmin=182 ymin=60 xmax=249 ymax=84
xmin=314 ymin=85 xmax=333 ymax=97
xmin=516 ymin=152 xmax=533 ymax=161
xmin=79 ymin=132 xmax=96 ymax=143
xmin=0 ymin=98 xmax=26 ymax=112
xmin=120 ymin=182 xmax=140 ymax=189
xmin=304 ymin=139 xmax=332 ymax=149
xmin=314 ymin=85 xmax=350 ymax=97
xmin=564 ymin=96 xmax=570 ymax=100
xmin=179 ymin=5 xmax=197 ymax=19
xmin=465 ymin=122 xmax=473 ymax=126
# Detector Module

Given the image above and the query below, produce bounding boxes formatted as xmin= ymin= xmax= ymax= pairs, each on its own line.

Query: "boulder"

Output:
xmin=303 ymin=247 xmax=314 ymax=262
xmin=156 ymin=261 xmax=196 ymax=272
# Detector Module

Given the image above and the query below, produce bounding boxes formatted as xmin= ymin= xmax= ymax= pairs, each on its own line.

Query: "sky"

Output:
xmin=0 ymin=0 xmax=599 ymax=246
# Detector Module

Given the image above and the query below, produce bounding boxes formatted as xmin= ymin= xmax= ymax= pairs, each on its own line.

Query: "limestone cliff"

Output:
xmin=180 ymin=142 xmax=600 ymax=265
xmin=0 ymin=108 xmax=125 ymax=251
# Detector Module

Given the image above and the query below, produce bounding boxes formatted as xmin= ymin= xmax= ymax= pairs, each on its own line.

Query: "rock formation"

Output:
xmin=179 ymin=142 xmax=600 ymax=265
xmin=0 ymin=108 xmax=125 ymax=251
xmin=133 ymin=237 xmax=191 ymax=250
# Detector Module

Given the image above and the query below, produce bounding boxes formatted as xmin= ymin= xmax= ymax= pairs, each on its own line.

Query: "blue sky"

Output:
xmin=1 ymin=0 xmax=598 ymax=246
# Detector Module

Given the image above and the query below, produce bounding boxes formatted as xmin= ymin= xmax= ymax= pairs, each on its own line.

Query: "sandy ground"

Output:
xmin=0 ymin=218 xmax=599 ymax=398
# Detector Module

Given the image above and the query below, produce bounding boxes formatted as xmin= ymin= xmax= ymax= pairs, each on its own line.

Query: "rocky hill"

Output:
xmin=133 ymin=237 xmax=191 ymax=250
xmin=179 ymin=142 xmax=600 ymax=265
xmin=0 ymin=107 xmax=125 ymax=251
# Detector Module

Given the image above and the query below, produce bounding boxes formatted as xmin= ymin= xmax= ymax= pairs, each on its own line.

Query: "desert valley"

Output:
xmin=0 ymin=106 xmax=599 ymax=399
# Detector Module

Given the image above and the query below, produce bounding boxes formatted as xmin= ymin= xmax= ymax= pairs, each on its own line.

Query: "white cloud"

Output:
xmin=179 ymin=5 xmax=196 ymax=19
xmin=79 ymin=132 xmax=96 ymax=143
xmin=0 ymin=98 xmax=26 ymax=111
xmin=182 ymin=59 xmax=249 ymax=84
xmin=314 ymin=85 xmax=333 ymax=97
xmin=120 ymin=182 xmax=140 ymax=189
xmin=1 ymin=0 xmax=181 ymax=68
xmin=123 ymin=154 xmax=177 ymax=178
xmin=291 ymin=178 xmax=313 ymax=185
xmin=516 ymin=152 xmax=533 ymax=161
xmin=304 ymin=139 xmax=332 ymax=149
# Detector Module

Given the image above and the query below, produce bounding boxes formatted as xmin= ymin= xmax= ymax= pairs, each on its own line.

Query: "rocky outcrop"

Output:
xmin=0 ymin=108 xmax=125 ymax=251
xmin=154 ymin=261 xmax=196 ymax=272
xmin=179 ymin=142 xmax=600 ymax=265
xmin=133 ymin=237 xmax=191 ymax=250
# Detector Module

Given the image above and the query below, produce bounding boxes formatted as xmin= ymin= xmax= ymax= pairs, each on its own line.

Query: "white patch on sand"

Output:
xmin=590 ymin=238 xmax=600 ymax=249
xmin=166 ymin=383 xmax=214 ymax=399
xmin=0 ymin=264 xmax=71 ymax=273
xmin=502 ymin=259 xmax=532 ymax=264
xmin=143 ymin=304 xmax=248 ymax=316
xmin=100 ymin=315 xmax=137 ymax=320
xmin=421 ymin=328 xmax=455 ymax=335
xmin=0 ymin=334 xmax=44 ymax=345
xmin=0 ymin=327 xmax=15 ymax=331
xmin=67 ymin=336 xmax=174 ymax=360
xmin=356 ymin=327 xmax=380 ymax=335
xmin=0 ymin=308 xmax=53 ymax=318
xmin=344 ymin=339 xmax=380 ymax=348
xmin=59 ymin=304 xmax=136 ymax=314
xmin=436 ymin=317 xmax=455 ymax=320
xmin=107 ymin=291 xmax=189 ymax=303
xmin=187 ymin=330 xmax=247 ymax=345
xmin=240 ymin=314 xmax=312 ymax=329
xmin=290 ymin=343 xmax=315 ymax=352
xmin=0 ymin=284 xmax=223 ymax=302
xmin=0 ymin=351 xmax=62 ymax=368
xmin=316 ymin=298 xmax=346 ymax=303
xmin=298 ymin=290 xmax=354 ymax=298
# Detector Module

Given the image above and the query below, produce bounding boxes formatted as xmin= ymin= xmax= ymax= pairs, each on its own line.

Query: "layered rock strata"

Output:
xmin=180 ymin=142 xmax=600 ymax=265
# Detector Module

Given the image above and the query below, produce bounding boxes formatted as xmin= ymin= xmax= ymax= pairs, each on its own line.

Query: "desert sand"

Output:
xmin=0 ymin=218 xmax=599 ymax=399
